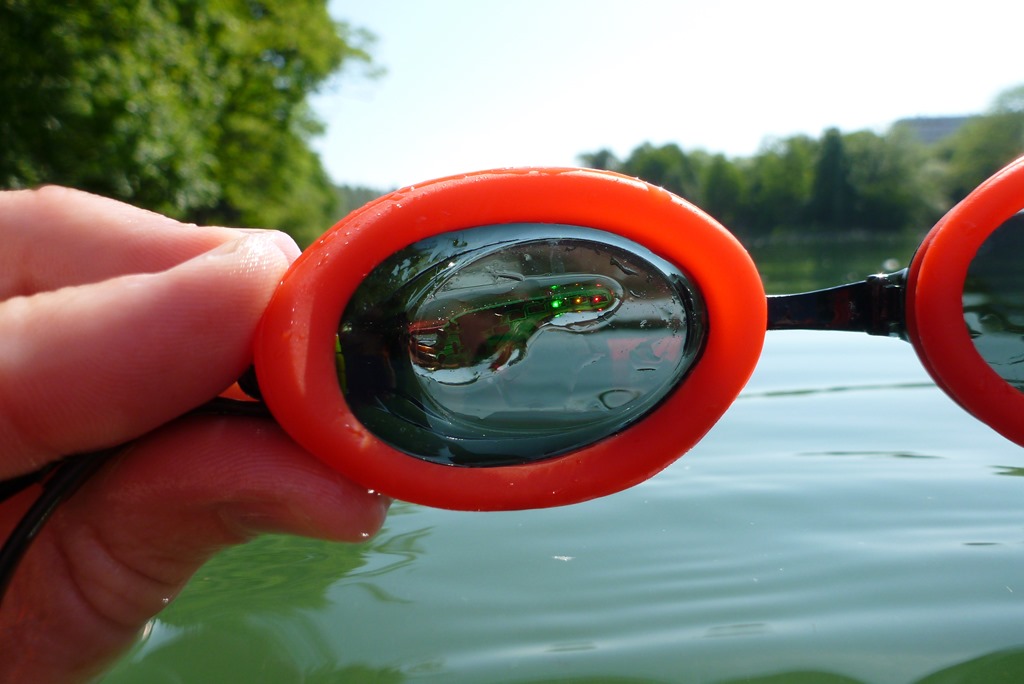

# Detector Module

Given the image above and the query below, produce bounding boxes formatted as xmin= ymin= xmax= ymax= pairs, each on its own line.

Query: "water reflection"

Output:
xmin=739 ymin=381 xmax=934 ymax=399
xmin=710 ymin=646 xmax=1024 ymax=684
xmin=717 ymin=673 xmax=864 ymax=684
xmin=963 ymin=211 xmax=1024 ymax=392
xmin=344 ymin=525 xmax=433 ymax=604
xmin=148 ymin=533 xmax=369 ymax=619
xmin=408 ymin=274 xmax=623 ymax=373
xmin=745 ymin=231 xmax=922 ymax=294
xmin=103 ymin=518 xmax=434 ymax=683
xmin=796 ymin=450 xmax=941 ymax=460
xmin=101 ymin=237 xmax=1024 ymax=683
xmin=340 ymin=223 xmax=704 ymax=466
xmin=915 ymin=647 xmax=1024 ymax=684
xmin=504 ymin=678 xmax=671 ymax=684
xmin=992 ymin=465 xmax=1024 ymax=477
xmin=702 ymin=622 xmax=772 ymax=638
xmin=110 ymin=618 xmax=405 ymax=683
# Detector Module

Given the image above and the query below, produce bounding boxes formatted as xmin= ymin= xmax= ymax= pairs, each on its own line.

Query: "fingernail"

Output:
xmin=234 ymin=229 xmax=302 ymax=261
xmin=202 ymin=234 xmax=291 ymax=278
xmin=205 ymin=234 xmax=252 ymax=258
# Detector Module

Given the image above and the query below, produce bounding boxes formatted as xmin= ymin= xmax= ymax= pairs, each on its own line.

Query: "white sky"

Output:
xmin=313 ymin=1 xmax=1024 ymax=190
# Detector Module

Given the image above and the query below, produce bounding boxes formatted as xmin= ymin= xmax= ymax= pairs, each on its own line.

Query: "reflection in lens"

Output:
xmin=338 ymin=224 xmax=706 ymax=467
xmin=963 ymin=211 xmax=1024 ymax=392
xmin=408 ymin=273 xmax=624 ymax=376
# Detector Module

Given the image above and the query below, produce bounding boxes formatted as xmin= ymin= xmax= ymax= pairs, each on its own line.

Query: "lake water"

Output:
xmin=102 ymin=235 xmax=1024 ymax=683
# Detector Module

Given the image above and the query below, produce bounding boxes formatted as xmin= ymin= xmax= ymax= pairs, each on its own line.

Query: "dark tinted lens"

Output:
xmin=963 ymin=211 xmax=1024 ymax=391
xmin=338 ymin=224 xmax=706 ymax=466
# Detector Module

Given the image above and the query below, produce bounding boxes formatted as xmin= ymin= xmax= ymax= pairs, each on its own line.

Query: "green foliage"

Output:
xmin=699 ymin=154 xmax=745 ymax=229
xmin=842 ymin=127 xmax=940 ymax=232
xmin=991 ymin=84 xmax=1024 ymax=114
xmin=739 ymin=135 xmax=817 ymax=235
xmin=0 ymin=0 xmax=377 ymax=242
xmin=939 ymin=92 xmax=1024 ymax=202
xmin=334 ymin=184 xmax=386 ymax=218
xmin=620 ymin=142 xmax=706 ymax=201
xmin=580 ymin=83 xmax=1024 ymax=240
xmin=806 ymin=128 xmax=857 ymax=230
xmin=577 ymin=148 xmax=621 ymax=173
xmin=5 ymin=4 xmax=1021 ymax=248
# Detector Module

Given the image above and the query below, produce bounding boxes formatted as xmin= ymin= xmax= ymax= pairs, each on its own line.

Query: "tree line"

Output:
xmin=3 ymin=3 xmax=1023 ymax=248
xmin=579 ymin=85 xmax=1024 ymax=242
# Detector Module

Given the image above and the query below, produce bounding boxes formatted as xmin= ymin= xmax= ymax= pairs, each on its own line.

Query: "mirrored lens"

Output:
xmin=338 ymin=224 xmax=706 ymax=466
xmin=963 ymin=211 xmax=1024 ymax=391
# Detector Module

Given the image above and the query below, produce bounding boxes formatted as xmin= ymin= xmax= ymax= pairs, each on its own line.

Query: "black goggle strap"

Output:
xmin=0 ymin=448 xmax=110 ymax=605
xmin=767 ymin=269 xmax=908 ymax=338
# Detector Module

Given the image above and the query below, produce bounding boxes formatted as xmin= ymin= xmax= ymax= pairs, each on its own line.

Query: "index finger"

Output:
xmin=0 ymin=187 xmax=300 ymax=299
xmin=0 ymin=232 xmax=293 ymax=478
xmin=0 ymin=189 xmax=309 ymax=477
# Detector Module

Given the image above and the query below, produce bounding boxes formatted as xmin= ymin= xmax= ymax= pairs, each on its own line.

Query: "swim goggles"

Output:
xmin=253 ymin=154 xmax=1024 ymax=511
xmin=2 ymin=154 xmax=1023 ymax=602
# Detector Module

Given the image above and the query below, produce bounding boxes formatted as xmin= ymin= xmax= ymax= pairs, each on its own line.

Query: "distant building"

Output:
xmin=893 ymin=115 xmax=974 ymax=144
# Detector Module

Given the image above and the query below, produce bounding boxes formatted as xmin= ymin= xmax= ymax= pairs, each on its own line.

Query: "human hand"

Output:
xmin=0 ymin=187 xmax=390 ymax=683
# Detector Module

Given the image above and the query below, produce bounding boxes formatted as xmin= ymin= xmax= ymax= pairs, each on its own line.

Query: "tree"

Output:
xmin=806 ymin=128 xmax=857 ymax=230
xmin=991 ymin=84 xmax=1024 ymax=114
xmin=843 ymin=128 xmax=941 ymax=232
xmin=580 ymin=100 xmax=1017 ymax=238
xmin=739 ymin=135 xmax=818 ymax=234
xmin=940 ymin=83 xmax=1024 ymax=203
xmin=619 ymin=142 xmax=705 ymax=201
xmin=335 ymin=184 xmax=385 ymax=219
xmin=699 ymin=154 xmax=745 ymax=231
xmin=0 ymin=0 xmax=377 ymax=243
xmin=577 ymin=148 xmax=621 ymax=172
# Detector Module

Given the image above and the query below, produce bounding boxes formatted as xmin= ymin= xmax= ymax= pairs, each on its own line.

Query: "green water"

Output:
xmin=102 ymin=234 xmax=1024 ymax=683
xmin=747 ymin=231 xmax=922 ymax=295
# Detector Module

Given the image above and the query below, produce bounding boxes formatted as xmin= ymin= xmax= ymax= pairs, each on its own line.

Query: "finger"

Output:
xmin=0 ymin=232 xmax=292 ymax=477
xmin=0 ymin=186 xmax=301 ymax=298
xmin=0 ymin=416 xmax=389 ymax=683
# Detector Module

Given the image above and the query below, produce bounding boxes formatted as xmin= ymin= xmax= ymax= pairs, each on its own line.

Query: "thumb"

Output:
xmin=0 ymin=233 xmax=292 ymax=478
xmin=0 ymin=415 xmax=390 ymax=683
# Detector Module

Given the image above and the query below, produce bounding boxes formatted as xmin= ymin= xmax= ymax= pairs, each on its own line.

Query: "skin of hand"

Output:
xmin=0 ymin=187 xmax=390 ymax=683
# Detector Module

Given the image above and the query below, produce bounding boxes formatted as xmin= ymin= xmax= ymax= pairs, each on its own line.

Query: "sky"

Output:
xmin=313 ymin=1 xmax=1024 ymax=190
